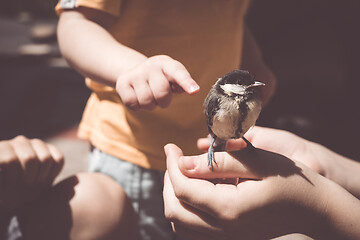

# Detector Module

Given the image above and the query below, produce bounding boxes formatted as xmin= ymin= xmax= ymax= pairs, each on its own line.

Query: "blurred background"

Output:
xmin=247 ymin=0 xmax=360 ymax=161
xmin=0 ymin=0 xmax=359 ymax=180
xmin=0 ymin=0 xmax=91 ymax=180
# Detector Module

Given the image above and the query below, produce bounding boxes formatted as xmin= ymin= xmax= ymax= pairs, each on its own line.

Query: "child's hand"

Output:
xmin=163 ymin=143 xmax=356 ymax=240
xmin=197 ymin=126 xmax=326 ymax=177
xmin=0 ymin=136 xmax=64 ymax=214
xmin=116 ymin=55 xmax=200 ymax=111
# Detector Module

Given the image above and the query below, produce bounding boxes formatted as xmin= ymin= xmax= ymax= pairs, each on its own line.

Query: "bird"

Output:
xmin=203 ymin=70 xmax=265 ymax=170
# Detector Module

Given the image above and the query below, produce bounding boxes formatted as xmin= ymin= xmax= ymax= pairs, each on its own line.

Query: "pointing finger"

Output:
xmin=162 ymin=59 xmax=199 ymax=95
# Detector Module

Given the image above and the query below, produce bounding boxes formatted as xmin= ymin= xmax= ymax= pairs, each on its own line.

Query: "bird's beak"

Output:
xmin=247 ymin=81 xmax=265 ymax=89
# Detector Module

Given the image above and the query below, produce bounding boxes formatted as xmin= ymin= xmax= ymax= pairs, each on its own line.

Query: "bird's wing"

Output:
xmin=203 ymin=88 xmax=220 ymax=132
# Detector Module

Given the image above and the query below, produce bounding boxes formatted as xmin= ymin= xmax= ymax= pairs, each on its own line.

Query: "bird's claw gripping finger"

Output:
xmin=242 ymin=136 xmax=255 ymax=149
xmin=207 ymin=136 xmax=217 ymax=171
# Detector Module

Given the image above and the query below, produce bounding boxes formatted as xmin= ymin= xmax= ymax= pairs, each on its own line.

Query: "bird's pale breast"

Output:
xmin=211 ymin=96 xmax=241 ymax=140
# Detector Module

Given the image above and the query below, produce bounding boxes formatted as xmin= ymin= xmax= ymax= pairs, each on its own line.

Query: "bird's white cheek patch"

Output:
xmin=220 ymin=84 xmax=246 ymax=96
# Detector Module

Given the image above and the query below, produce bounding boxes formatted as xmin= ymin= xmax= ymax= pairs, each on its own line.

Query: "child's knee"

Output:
xmin=70 ymin=172 xmax=138 ymax=240
xmin=18 ymin=172 xmax=137 ymax=240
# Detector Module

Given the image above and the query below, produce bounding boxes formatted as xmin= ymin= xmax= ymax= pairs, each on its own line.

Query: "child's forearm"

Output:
xmin=57 ymin=10 xmax=147 ymax=87
xmin=328 ymin=151 xmax=360 ymax=199
xmin=315 ymin=178 xmax=360 ymax=240
xmin=308 ymin=141 xmax=360 ymax=199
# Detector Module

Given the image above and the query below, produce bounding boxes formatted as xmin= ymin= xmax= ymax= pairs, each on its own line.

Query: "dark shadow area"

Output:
xmin=0 ymin=0 xmax=58 ymax=19
xmin=17 ymin=175 xmax=79 ymax=240
xmin=247 ymin=0 xmax=360 ymax=161
xmin=230 ymin=148 xmax=312 ymax=185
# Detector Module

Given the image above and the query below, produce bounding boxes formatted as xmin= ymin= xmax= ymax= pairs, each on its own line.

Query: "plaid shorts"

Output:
xmin=89 ymin=148 xmax=181 ymax=240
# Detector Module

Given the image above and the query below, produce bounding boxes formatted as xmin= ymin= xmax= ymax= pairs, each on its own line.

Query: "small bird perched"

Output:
xmin=203 ymin=70 xmax=265 ymax=170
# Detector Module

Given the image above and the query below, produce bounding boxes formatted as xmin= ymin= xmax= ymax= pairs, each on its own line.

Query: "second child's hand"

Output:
xmin=0 ymin=136 xmax=64 ymax=214
xmin=163 ymin=143 xmax=360 ymax=240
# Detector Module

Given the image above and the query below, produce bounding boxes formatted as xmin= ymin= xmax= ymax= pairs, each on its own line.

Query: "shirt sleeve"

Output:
xmin=55 ymin=0 xmax=122 ymax=17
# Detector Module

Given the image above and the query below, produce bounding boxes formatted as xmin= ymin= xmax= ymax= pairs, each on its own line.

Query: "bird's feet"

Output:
xmin=242 ymin=136 xmax=255 ymax=149
xmin=207 ymin=136 xmax=217 ymax=171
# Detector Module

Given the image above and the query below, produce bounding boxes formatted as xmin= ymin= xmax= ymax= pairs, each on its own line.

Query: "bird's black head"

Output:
xmin=215 ymin=70 xmax=264 ymax=98
xmin=218 ymin=70 xmax=255 ymax=86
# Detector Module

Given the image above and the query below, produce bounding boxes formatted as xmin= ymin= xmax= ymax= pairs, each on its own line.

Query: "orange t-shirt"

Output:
xmin=56 ymin=0 xmax=250 ymax=170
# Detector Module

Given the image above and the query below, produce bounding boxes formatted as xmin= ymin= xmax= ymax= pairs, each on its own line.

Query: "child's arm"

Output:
xmin=198 ymin=126 xmax=360 ymax=199
xmin=246 ymin=126 xmax=360 ymax=200
xmin=57 ymin=8 xmax=199 ymax=111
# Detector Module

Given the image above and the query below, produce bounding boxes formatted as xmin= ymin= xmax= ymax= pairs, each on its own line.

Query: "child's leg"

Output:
xmin=16 ymin=172 xmax=138 ymax=240
xmin=88 ymin=148 xmax=176 ymax=240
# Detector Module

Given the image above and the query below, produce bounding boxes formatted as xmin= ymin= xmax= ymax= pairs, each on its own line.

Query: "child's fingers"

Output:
xmin=163 ymin=172 xmax=222 ymax=240
xmin=170 ymin=82 xmax=185 ymax=94
xmin=162 ymin=58 xmax=199 ymax=95
xmin=46 ymin=144 xmax=64 ymax=184
xmin=30 ymin=139 xmax=53 ymax=184
xmin=225 ymin=139 xmax=247 ymax=151
xmin=178 ymin=151 xmax=259 ymax=180
xmin=10 ymin=136 xmax=40 ymax=185
xmin=196 ymin=138 xmax=247 ymax=153
xmin=116 ymin=80 xmax=140 ymax=111
xmin=197 ymin=138 xmax=210 ymax=153
xmin=12 ymin=136 xmax=40 ymax=184
xmin=0 ymin=140 xmax=21 ymax=186
xmin=148 ymin=71 xmax=173 ymax=108
xmin=133 ymin=81 xmax=157 ymax=111
xmin=165 ymin=143 xmax=244 ymax=219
